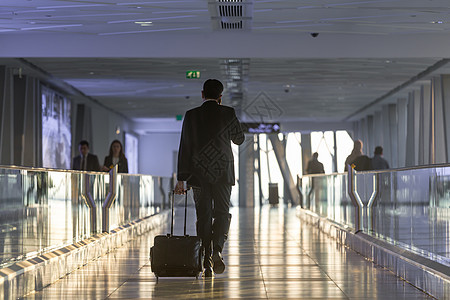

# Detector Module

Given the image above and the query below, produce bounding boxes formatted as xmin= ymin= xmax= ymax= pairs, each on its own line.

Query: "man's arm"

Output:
xmin=177 ymin=112 xmax=192 ymax=181
xmin=175 ymin=113 xmax=192 ymax=194
xmin=229 ymin=110 xmax=245 ymax=145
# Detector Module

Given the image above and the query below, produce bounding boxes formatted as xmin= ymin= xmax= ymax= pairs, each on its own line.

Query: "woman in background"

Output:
xmin=102 ymin=140 xmax=128 ymax=173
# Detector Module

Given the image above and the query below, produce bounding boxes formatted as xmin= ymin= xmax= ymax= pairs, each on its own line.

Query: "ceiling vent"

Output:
xmin=209 ymin=0 xmax=253 ymax=31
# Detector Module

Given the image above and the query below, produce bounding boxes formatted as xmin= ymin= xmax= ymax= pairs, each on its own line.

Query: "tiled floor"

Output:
xmin=24 ymin=205 xmax=432 ymax=299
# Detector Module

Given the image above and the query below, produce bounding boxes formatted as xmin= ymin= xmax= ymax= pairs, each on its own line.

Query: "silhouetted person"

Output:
xmin=72 ymin=140 xmax=100 ymax=171
xmin=344 ymin=139 xmax=364 ymax=171
xmin=102 ymin=140 xmax=128 ymax=173
xmin=372 ymin=146 xmax=389 ymax=170
xmin=306 ymin=152 xmax=325 ymax=174
xmin=175 ymin=79 xmax=245 ymax=277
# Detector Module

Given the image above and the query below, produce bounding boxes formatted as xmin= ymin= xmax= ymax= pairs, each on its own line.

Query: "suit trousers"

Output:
xmin=192 ymin=183 xmax=232 ymax=254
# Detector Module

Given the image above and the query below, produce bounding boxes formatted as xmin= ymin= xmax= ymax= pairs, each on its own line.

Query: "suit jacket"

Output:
xmin=177 ymin=100 xmax=245 ymax=186
xmin=72 ymin=153 xmax=100 ymax=171
xmin=306 ymin=159 xmax=324 ymax=174
xmin=103 ymin=156 xmax=129 ymax=173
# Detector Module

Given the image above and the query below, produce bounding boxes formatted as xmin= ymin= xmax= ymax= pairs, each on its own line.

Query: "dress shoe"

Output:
xmin=203 ymin=267 xmax=214 ymax=278
xmin=212 ymin=251 xmax=225 ymax=274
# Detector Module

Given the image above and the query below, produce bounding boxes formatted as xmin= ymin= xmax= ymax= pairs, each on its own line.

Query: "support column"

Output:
xmin=413 ymin=89 xmax=421 ymax=165
xmin=397 ymin=98 xmax=407 ymax=167
xmin=268 ymin=134 xmax=299 ymax=206
xmin=432 ymin=76 xmax=448 ymax=163
xmin=381 ymin=105 xmax=390 ymax=166
xmin=405 ymin=91 xmax=416 ymax=167
xmin=389 ymin=104 xmax=398 ymax=168
xmin=366 ymin=115 xmax=374 ymax=157
xmin=13 ymin=75 xmax=41 ymax=167
xmin=238 ymin=135 xmax=254 ymax=207
xmin=74 ymin=104 xmax=94 ymax=154
xmin=421 ymin=83 xmax=431 ymax=164
xmin=0 ymin=66 xmax=14 ymax=165
xmin=361 ymin=117 xmax=368 ymax=153
xmin=373 ymin=111 xmax=383 ymax=149
xmin=333 ymin=131 xmax=338 ymax=173
xmin=441 ymin=75 xmax=450 ymax=162
xmin=301 ymin=133 xmax=312 ymax=175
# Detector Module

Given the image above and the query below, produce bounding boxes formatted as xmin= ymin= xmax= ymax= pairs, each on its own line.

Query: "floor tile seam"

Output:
xmin=297 ymin=221 xmax=437 ymax=299
xmin=253 ymin=237 xmax=270 ymax=300
xmin=103 ymin=258 xmax=150 ymax=299
xmin=284 ymin=228 xmax=352 ymax=300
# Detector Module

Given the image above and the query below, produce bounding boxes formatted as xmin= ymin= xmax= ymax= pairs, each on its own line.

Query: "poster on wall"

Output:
xmin=125 ymin=132 xmax=138 ymax=174
xmin=42 ymin=85 xmax=72 ymax=169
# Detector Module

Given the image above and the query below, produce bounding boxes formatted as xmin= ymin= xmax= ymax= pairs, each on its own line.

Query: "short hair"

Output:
xmin=374 ymin=146 xmax=383 ymax=155
xmin=79 ymin=140 xmax=89 ymax=148
xmin=312 ymin=152 xmax=319 ymax=159
xmin=203 ymin=79 xmax=223 ymax=100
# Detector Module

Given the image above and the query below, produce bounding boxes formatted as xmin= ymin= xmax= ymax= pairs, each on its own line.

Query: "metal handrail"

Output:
xmin=0 ymin=164 xmax=106 ymax=175
xmin=102 ymin=165 xmax=118 ymax=232
xmin=367 ymin=173 xmax=380 ymax=232
xmin=81 ymin=173 xmax=97 ymax=234
xmin=301 ymin=162 xmax=450 ymax=178
xmin=347 ymin=166 xmax=364 ymax=233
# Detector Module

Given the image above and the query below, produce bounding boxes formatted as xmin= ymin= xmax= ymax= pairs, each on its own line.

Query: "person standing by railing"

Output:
xmin=306 ymin=152 xmax=325 ymax=174
xmin=344 ymin=140 xmax=363 ymax=171
xmin=371 ymin=146 xmax=389 ymax=170
xmin=72 ymin=140 xmax=101 ymax=171
xmin=102 ymin=140 xmax=128 ymax=173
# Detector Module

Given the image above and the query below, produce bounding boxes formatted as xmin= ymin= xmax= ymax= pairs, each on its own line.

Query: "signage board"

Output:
xmin=186 ymin=71 xmax=201 ymax=79
xmin=241 ymin=122 xmax=281 ymax=134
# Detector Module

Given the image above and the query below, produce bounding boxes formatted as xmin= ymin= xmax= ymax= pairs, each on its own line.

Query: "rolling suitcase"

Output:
xmin=150 ymin=189 xmax=204 ymax=280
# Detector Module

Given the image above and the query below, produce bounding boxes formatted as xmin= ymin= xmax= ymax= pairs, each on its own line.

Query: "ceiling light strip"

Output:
xmin=108 ymin=15 xmax=196 ymax=24
xmin=21 ymin=24 xmax=83 ymax=31
xmin=98 ymin=27 xmax=201 ymax=35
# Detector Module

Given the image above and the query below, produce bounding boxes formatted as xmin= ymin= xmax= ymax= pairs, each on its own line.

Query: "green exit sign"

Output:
xmin=186 ymin=71 xmax=201 ymax=79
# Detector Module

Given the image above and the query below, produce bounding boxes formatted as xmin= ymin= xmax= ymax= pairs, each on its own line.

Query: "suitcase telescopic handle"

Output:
xmin=171 ymin=188 xmax=190 ymax=237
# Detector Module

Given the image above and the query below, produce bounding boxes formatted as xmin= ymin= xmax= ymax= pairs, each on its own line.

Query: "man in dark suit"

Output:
xmin=175 ymin=79 xmax=245 ymax=277
xmin=72 ymin=140 xmax=101 ymax=171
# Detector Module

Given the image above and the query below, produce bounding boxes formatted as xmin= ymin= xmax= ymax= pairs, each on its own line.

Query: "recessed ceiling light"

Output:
xmin=385 ymin=60 xmax=392 ymax=63
xmin=431 ymin=21 xmax=444 ymax=24
xmin=89 ymin=72 xmax=94 ymax=75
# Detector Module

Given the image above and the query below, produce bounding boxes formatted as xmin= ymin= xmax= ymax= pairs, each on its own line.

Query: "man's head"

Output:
xmin=374 ymin=146 xmax=383 ymax=155
xmin=202 ymin=79 xmax=223 ymax=102
xmin=312 ymin=152 xmax=319 ymax=159
xmin=79 ymin=140 xmax=89 ymax=157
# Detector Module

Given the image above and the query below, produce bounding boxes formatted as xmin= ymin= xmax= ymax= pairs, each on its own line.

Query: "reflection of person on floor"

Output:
xmin=72 ymin=140 xmax=101 ymax=171
xmin=306 ymin=152 xmax=325 ymax=174
xmin=175 ymin=79 xmax=245 ymax=277
xmin=102 ymin=140 xmax=128 ymax=173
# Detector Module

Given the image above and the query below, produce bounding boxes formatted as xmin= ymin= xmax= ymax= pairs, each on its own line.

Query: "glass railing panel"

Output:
xmin=368 ymin=167 xmax=450 ymax=265
xmin=301 ymin=173 xmax=355 ymax=229
xmin=0 ymin=166 xmax=171 ymax=268
xmin=103 ymin=173 xmax=171 ymax=232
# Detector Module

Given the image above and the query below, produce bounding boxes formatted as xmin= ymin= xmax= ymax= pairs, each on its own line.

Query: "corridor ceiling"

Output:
xmin=2 ymin=1 xmax=450 ymax=123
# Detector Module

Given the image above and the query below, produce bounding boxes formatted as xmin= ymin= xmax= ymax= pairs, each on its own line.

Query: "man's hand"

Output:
xmin=174 ymin=181 xmax=186 ymax=195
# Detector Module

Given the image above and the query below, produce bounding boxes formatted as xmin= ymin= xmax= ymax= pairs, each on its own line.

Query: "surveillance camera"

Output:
xmin=310 ymin=33 xmax=319 ymax=38
xmin=185 ymin=96 xmax=190 ymax=99
xmin=284 ymin=88 xmax=289 ymax=93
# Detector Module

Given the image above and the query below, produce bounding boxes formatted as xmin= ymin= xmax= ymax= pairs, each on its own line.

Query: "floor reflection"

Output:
xmin=25 ymin=205 xmax=431 ymax=299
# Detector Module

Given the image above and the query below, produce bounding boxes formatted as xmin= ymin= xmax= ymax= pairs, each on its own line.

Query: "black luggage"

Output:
xmin=268 ymin=183 xmax=279 ymax=205
xmin=150 ymin=189 xmax=203 ymax=280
